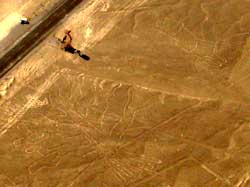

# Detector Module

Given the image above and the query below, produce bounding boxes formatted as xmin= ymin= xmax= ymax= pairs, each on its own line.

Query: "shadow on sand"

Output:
xmin=79 ymin=54 xmax=90 ymax=61
xmin=64 ymin=45 xmax=90 ymax=61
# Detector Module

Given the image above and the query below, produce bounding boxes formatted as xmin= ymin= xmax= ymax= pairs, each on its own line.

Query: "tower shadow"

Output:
xmin=79 ymin=53 xmax=90 ymax=61
xmin=64 ymin=44 xmax=90 ymax=61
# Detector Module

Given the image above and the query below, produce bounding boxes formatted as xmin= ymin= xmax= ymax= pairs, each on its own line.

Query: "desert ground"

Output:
xmin=0 ymin=0 xmax=61 ymax=42
xmin=1 ymin=0 xmax=250 ymax=186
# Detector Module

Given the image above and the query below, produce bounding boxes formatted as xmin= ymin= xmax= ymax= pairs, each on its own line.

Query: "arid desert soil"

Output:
xmin=1 ymin=0 xmax=250 ymax=186
xmin=0 ymin=0 xmax=61 ymax=41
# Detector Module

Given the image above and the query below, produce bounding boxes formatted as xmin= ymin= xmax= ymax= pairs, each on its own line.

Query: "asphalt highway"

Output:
xmin=0 ymin=0 xmax=85 ymax=78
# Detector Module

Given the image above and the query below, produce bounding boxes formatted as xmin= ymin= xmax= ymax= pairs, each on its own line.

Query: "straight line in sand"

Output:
xmin=0 ymin=68 xmax=69 ymax=137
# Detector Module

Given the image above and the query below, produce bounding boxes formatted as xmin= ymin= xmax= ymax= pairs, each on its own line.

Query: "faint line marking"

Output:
xmin=119 ymin=101 xmax=203 ymax=150
xmin=235 ymin=172 xmax=250 ymax=187
xmin=76 ymin=73 xmax=217 ymax=102
xmin=191 ymin=157 xmax=232 ymax=186
xmin=0 ymin=68 xmax=69 ymax=137
xmin=126 ymin=158 xmax=189 ymax=187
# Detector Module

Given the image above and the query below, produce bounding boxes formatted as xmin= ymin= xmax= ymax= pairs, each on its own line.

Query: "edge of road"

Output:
xmin=0 ymin=0 xmax=85 ymax=78
xmin=0 ymin=0 xmax=68 ymax=55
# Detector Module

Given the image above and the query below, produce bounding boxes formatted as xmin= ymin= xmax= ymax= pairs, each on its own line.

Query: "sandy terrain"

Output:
xmin=1 ymin=0 xmax=250 ymax=186
xmin=0 ymin=0 xmax=60 ymax=41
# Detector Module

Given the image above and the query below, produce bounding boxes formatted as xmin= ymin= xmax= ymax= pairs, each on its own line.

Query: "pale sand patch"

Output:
xmin=0 ymin=12 xmax=21 ymax=42
xmin=55 ymin=0 xmax=149 ymax=51
xmin=0 ymin=0 xmax=61 ymax=42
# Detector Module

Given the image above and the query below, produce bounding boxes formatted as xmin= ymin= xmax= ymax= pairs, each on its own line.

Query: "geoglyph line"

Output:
xmin=65 ymin=0 xmax=149 ymax=50
xmin=77 ymin=73 xmax=217 ymax=102
xmin=0 ymin=68 xmax=69 ymax=137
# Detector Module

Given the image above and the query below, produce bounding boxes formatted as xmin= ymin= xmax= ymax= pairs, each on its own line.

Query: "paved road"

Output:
xmin=0 ymin=0 xmax=85 ymax=78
